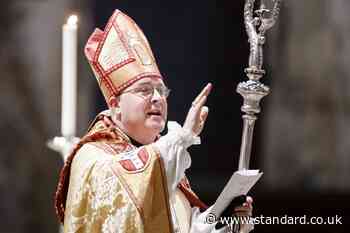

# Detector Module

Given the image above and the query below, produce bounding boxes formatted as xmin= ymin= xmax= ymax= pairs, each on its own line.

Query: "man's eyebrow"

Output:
xmin=134 ymin=81 xmax=152 ymax=86
xmin=135 ymin=81 xmax=166 ymax=88
xmin=137 ymin=82 xmax=152 ymax=86
xmin=133 ymin=84 xmax=151 ymax=89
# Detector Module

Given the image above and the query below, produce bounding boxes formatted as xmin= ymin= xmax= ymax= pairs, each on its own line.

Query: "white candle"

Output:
xmin=61 ymin=15 xmax=78 ymax=137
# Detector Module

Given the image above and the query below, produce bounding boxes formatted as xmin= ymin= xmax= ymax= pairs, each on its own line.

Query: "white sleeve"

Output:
xmin=153 ymin=121 xmax=200 ymax=194
xmin=189 ymin=206 xmax=230 ymax=233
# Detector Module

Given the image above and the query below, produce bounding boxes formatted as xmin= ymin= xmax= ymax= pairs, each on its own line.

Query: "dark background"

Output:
xmin=0 ymin=0 xmax=348 ymax=232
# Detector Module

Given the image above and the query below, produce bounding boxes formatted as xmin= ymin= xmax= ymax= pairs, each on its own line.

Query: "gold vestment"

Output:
xmin=61 ymin=117 xmax=207 ymax=233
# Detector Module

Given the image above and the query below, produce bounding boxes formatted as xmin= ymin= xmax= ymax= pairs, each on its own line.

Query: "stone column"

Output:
xmin=262 ymin=0 xmax=350 ymax=191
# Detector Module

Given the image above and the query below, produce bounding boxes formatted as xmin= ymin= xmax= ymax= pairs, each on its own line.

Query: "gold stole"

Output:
xmin=108 ymin=145 xmax=174 ymax=233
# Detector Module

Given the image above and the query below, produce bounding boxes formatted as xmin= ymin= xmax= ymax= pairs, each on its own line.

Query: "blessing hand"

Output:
xmin=183 ymin=83 xmax=212 ymax=136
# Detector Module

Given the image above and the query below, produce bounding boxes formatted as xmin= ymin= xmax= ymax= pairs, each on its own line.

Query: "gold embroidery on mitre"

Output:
xmin=133 ymin=43 xmax=152 ymax=65
xmin=84 ymin=9 xmax=163 ymax=106
xmin=117 ymin=14 xmax=154 ymax=66
xmin=98 ymin=27 xmax=130 ymax=71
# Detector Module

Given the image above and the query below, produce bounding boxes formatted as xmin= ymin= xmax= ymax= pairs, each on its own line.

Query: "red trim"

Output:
xmin=115 ymin=72 xmax=162 ymax=94
xmin=102 ymin=15 xmax=135 ymax=75
xmin=91 ymin=60 xmax=117 ymax=98
xmin=138 ymin=147 xmax=149 ymax=164
xmin=119 ymin=160 xmax=137 ymax=171
xmin=92 ymin=10 xmax=123 ymax=95
xmin=178 ymin=181 xmax=208 ymax=211
xmin=84 ymin=28 xmax=104 ymax=62
xmin=104 ymin=58 xmax=135 ymax=76
xmin=98 ymin=10 xmax=134 ymax=74
xmin=97 ymin=11 xmax=135 ymax=76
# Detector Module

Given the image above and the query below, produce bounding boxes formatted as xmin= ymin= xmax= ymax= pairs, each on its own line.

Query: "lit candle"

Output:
xmin=61 ymin=15 xmax=78 ymax=137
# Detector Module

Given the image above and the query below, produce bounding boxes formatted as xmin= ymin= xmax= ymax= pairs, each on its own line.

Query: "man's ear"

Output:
xmin=109 ymin=96 xmax=121 ymax=121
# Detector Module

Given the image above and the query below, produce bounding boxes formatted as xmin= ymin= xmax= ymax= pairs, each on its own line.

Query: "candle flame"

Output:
xmin=67 ymin=15 xmax=78 ymax=26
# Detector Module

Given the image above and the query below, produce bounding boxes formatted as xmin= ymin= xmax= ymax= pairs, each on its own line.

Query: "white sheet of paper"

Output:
xmin=210 ymin=170 xmax=263 ymax=217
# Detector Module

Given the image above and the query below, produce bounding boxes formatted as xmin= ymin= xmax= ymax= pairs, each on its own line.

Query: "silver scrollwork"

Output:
xmin=244 ymin=0 xmax=282 ymax=70
xmin=237 ymin=0 xmax=282 ymax=170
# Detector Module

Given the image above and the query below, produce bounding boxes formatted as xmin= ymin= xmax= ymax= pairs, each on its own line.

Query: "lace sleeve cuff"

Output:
xmin=167 ymin=121 xmax=200 ymax=148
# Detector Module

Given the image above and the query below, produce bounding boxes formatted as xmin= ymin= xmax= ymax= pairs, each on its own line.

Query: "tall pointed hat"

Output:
xmin=85 ymin=10 xmax=162 ymax=106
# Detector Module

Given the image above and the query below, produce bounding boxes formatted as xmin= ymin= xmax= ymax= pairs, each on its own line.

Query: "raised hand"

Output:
xmin=183 ymin=83 xmax=212 ymax=136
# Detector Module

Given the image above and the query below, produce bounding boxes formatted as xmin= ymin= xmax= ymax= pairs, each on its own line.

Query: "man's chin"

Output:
xmin=145 ymin=120 xmax=165 ymax=133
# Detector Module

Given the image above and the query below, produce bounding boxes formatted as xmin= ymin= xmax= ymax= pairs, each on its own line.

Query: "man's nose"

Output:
xmin=150 ymin=89 xmax=162 ymax=103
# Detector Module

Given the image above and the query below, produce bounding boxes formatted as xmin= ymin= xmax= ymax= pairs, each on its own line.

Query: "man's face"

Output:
xmin=117 ymin=77 xmax=168 ymax=136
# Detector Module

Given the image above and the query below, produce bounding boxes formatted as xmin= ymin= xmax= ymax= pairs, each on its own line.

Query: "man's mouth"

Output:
xmin=147 ymin=110 xmax=162 ymax=117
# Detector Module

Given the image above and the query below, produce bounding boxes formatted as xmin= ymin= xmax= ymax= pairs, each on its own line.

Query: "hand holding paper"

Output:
xmin=210 ymin=170 xmax=263 ymax=218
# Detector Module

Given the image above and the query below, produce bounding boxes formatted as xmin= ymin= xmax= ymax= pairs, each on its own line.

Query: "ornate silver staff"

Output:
xmin=237 ymin=0 xmax=282 ymax=170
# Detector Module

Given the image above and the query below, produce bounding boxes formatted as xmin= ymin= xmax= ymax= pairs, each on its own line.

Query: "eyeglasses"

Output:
xmin=122 ymin=84 xmax=171 ymax=98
